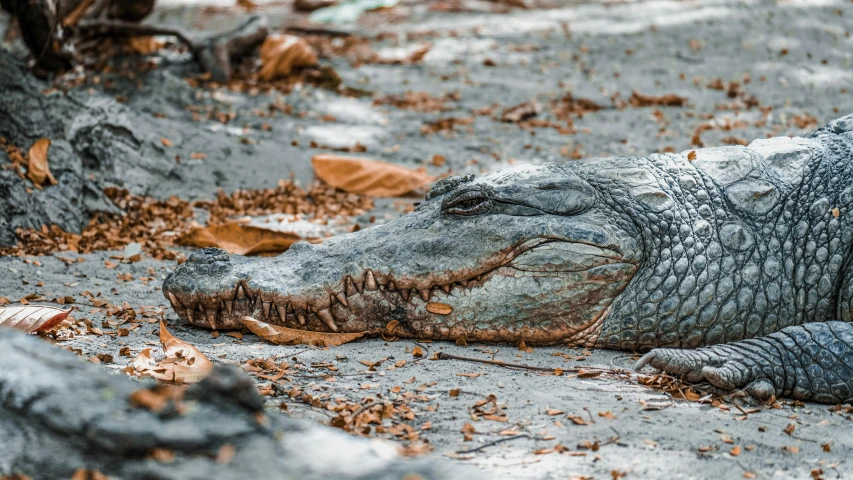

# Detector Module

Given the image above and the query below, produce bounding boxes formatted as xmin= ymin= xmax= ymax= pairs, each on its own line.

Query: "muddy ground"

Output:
xmin=2 ymin=0 xmax=853 ymax=478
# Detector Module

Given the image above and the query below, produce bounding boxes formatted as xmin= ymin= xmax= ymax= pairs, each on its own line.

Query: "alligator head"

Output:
xmin=163 ymin=163 xmax=643 ymax=345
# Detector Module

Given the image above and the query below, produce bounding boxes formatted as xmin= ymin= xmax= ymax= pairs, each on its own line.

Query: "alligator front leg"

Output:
xmin=635 ymin=322 xmax=853 ymax=404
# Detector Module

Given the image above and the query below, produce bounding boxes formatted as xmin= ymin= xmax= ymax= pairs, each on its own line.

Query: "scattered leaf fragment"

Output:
xmin=426 ymin=302 xmax=453 ymax=315
xmin=782 ymin=445 xmax=799 ymax=454
xmin=412 ymin=346 xmax=424 ymax=357
xmin=687 ymin=150 xmax=697 ymax=161
xmin=241 ymin=315 xmax=365 ymax=347
xmin=449 ymin=388 xmax=460 ymax=397
xmin=27 ymin=138 xmax=57 ymax=186
xmin=0 ymin=304 xmax=73 ymax=333
xmin=546 ymin=408 xmax=565 ymax=416
xmin=822 ymin=442 xmax=832 ymax=452
xmin=161 ymin=137 xmax=173 ymax=148
xmin=730 ymin=445 xmax=741 ymax=456
xmin=312 ymin=154 xmax=433 ymax=197
xmin=127 ymin=36 xmax=165 ymax=55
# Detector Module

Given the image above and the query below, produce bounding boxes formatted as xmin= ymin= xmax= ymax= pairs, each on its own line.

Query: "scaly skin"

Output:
xmin=163 ymin=114 xmax=853 ymax=403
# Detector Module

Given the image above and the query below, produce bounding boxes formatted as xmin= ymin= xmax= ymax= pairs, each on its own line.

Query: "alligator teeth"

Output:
xmin=346 ymin=276 xmax=360 ymax=296
xmin=187 ymin=309 xmax=196 ymax=323
xmin=225 ymin=300 xmax=233 ymax=314
xmin=168 ymin=292 xmax=182 ymax=307
xmin=440 ymin=284 xmax=451 ymax=294
xmin=262 ymin=301 xmax=271 ymax=319
xmin=419 ymin=289 xmax=431 ymax=302
xmin=317 ymin=309 xmax=338 ymax=332
xmin=277 ymin=304 xmax=287 ymax=322
xmin=399 ymin=288 xmax=410 ymax=302
xmin=297 ymin=312 xmax=306 ymax=325
xmin=458 ymin=280 xmax=469 ymax=288
xmin=388 ymin=281 xmax=398 ymax=292
xmin=236 ymin=284 xmax=246 ymax=299
xmin=365 ymin=271 xmax=378 ymax=291
xmin=205 ymin=308 xmax=217 ymax=329
xmin=336 ymin=292 xmax=349 ymax=308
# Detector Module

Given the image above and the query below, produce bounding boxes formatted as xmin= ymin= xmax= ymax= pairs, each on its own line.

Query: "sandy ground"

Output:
xmin=2 ymin=0 xmax=853 ymax=478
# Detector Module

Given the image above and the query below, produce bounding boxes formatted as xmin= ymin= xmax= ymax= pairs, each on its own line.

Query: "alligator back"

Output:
xmin=588 ymin=114 xmax=853 ymax=350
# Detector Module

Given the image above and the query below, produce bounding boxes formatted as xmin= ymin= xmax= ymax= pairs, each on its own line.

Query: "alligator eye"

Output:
xmin=443 ymin=190 xmax=492 ymax=216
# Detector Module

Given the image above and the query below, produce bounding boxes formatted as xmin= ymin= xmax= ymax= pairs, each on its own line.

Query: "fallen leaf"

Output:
xmin=0 ymin=304 xmax=73 ymax=333
xmin=372 ymin=42 xmax=433 ymax=64
xmin=449 ymin=388 xmax=460 ymax=397
xmin=743 ymin=473 xmax=757 ymax=479
xmin=241 ymin=316 xmax=365 ymax=347
xmin=628 ymin=91 xmax=688 ymax=107
xmin=258 ymin=34 xmax=319 ymax=81
xmin=730 ymin=445 xmax=741 ymax=456
xmin=312 ymin=154 xmax=433 ymax=197
xmin=598 ymin=411 xmax=616 ymax=420
xmin=546 ymin=409 xmax=565 ymax=416
xmin=178 ymin=221 xmax=316 ymax=255
xmin=501 ymin=100 xmax=540 ymax=123
xmin=782 ymin=445 xmax=799 ymax=454
xmin=822 ymin=442 xmax=832 ymax=452
xmin=687 ymin=150 xmax=697 ymax=161
xmin=127 ymin=36 xmax=165 ymax=55
xmin=426 ymin=302 xmax=453 ymax=315
xmin=27 ymin=138 xmax=57 ymax=186
xmin=131 ymin=321 xmax=214 ymax=384
xmin=161 ymin=137 xmax=173 ymax=148
xmin=412 ymin=346 xmax=424 ymax=357
xmin=567 ymin=415 xmax=588 ymax=425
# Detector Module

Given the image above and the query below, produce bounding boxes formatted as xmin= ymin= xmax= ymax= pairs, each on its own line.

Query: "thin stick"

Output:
xmin=435 ymin=352 xmax=617 ymax=374
xmin=456 ymin=434 xmax=534 ymax=454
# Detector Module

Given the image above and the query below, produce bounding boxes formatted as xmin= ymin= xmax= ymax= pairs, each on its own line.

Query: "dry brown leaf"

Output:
xmin=0 ymin=305 xmax=72 ymax=333
xmin=258 ymin=34 xmax=319 ymax=81
xmin=130 ymin=321 xmax=214 ymax=384
xmin=178 ymin=221 xmax=317 ymax=255
xmin=372 ymin=43 xmax=433 ymax=65
xmin=27 ymin=138 xmax=56 ymax=186
xmin=546 ymin=409 xmax=565 ymax=416
xmin=241 ymin=316 xmax=365 ymax=347
xmin=127 ymin=36 xmax=166 ymax=55
xmin=730 ymin=445 xmax=741 ymax=456
xmin=161 ymin=137 xmax=173 ymax=148
xmin=312 ymin=154 xmax=433 ymax=197
xmin=426 ymin=302 xmax=453 ymax=315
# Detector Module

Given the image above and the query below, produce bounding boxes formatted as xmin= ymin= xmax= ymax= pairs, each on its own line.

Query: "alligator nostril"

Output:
xmin=188 ymin=247 xmax=231 ymax=264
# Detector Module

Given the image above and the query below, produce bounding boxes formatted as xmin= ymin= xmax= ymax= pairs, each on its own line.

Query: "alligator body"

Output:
xmin=164 ymin=115 xmax=853 ymax=403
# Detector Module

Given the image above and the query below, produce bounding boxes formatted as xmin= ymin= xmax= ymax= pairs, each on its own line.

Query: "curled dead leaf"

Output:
xmin=27 ymin=138 xmax=57 ymax=186
xmin=312 ymin=154 xmax=433 ymax=197
xmin=178 ymin=221 xmax=318 ymax=255
xmin=259 ymin=34 xmax=319 ymax=81
xmin=130 ymin=321 xmax=214 ymax=384
xmin=0 ymin=304 xmax=72 ymax=333
xmin=241 ymin=316 xmax=365 ymax=347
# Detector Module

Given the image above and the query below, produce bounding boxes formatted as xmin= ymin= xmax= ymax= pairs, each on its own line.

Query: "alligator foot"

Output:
xmin=635 ymin=321 xmax=853 ymax=404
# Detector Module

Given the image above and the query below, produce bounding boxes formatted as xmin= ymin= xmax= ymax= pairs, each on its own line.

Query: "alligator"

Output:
xmin=164 ymin=114 xmax=853 ymax=404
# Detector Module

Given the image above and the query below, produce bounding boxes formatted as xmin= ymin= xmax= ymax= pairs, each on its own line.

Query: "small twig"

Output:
xmin=435 ymin=352 xmax=617 ymax=374
xmin=456 ymin=434 xmax=535 ymax=454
